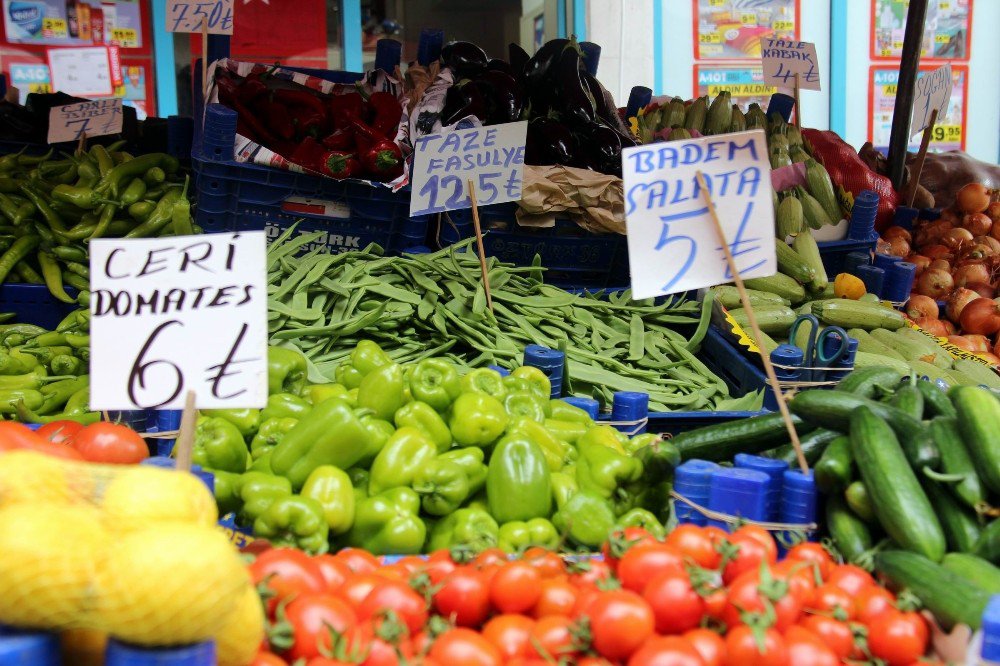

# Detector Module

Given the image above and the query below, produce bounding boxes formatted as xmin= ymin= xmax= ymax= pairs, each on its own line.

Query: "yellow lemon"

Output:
xmin=215 ymin=583 xmax=265 ymax=666
xmin=100 ymin=466 xmax=217 ymax=533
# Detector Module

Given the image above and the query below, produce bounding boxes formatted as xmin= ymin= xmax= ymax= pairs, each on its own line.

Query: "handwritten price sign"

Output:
xmin=621 ymin=130 xmax=776 ymax=299
xmin=761 ymin=38 xmax=821 ymax=91
xmin=910 ymin=63 xmax=952 ymax=136
xmin=89 ymin=232 xmax=268 ymax=410
xmin=166 ymin=0 xmax=234 ymax=34
xmin=409 ymin=122 xmax=527 ymax=217
xmin=48 ymin=99 xmax=123 ymax=144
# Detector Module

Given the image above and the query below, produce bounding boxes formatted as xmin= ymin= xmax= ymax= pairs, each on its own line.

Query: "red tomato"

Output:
xmin=571 ymin=585 xmax=601 ymax=620
xmin=336 ymin=548 xmax=380 ymax=574
xmin=702 ymin=587 xmax=727 ymax=621
xmin=375 ymin=563 xmax=410 ymax=580
xmin=799 ymin=614 xmax=854 ymax=660
xmin=867 ymin=610 xmax=929 ymax=666
xmin=339 ymin=573 xmax=386 ymax=610
xmin=282 ymin=593 xmax=357 ymax=661
xmin=422 ymin=550 xmax=458 ymax=584
xmin=0 ymin=422 xmax=84 ymax=460
xmin=722 ymin=533 xmax=776 ymax=584
xmin=473 ymin=548 xmax=508 ymax=569
xmin=731 ymin=525 xmax=777 ymax=557
xmin=533 ymin=577 xmax=577 ymax=618
xmin=433 ymin=566 xmax=491 ymax=627
xmin=771 ymin=559 xmax=818 ymax=604
xmin=358 ymin=580 xmax=428 ymax=635
xmin=489 ymin=561 xmax=542 ymax=614
xmin=784 ymin=542 xmax=835 ymax=581
xmin=505 ymin=660 xmax=550 ymax=666
xmin=826 ymin=564 xmax=875 ymax=596
xmin=666 ymin=524 xmax=721 ymax=569
xmin=522 ymin=547 xmax=566 ymax=579
xmin=587 ymin=590 xmax=656 ymax=661
xmin=642 ymin=571 xmax=705 ymax=634
xmin=723 ymin=625 xmax=788 ymax=666
xmin=568 ymin=557 xmax=614 ymax=588
xmin=342 ymin=621 xmax=413 ymax=666
xmin=806 ymin=583 xmax=855 ymax=619
xmin=616 ymin=543 xmax=686 ymax=592
xmin=683 ymin=629 xmax=726 ymax=666
xmin=36 ymin=420 xmax=83 ymax=445
xmin=482 ymin=614 xmax=534 ymax=660
xmin=528 ymin=616 xmax=578 ymax=660
xmin=313 ymin=554 xmax=351 ymax=593
xmin=784 ymin=625 xmax=839 ymax=666
xmin=722 ymin=569 xmax=803 ymax=631
xmin=602 ymin=526 xmax=660 ymax=567
xmin=429 ymin=628 xmax=501 ymax=666
xmin=627 ymin=636 xmax=706 ymax=666
xmin=854 ymin=585 xmax=897 ymax=625
xmin=253 ymin=652 xmax=289 ymax=666
xmin=69 ymin=422 xmax=148 ymax=464
xmin=578 ymin=659 xmax=614 ymax=666
xmin=248 ymin=548 xmax=326 ymax=616
xmin=394 ymin=555 xmax=428 ymax=573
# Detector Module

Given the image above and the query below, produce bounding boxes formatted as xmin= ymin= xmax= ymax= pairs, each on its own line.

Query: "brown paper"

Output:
xmin=516 ymin=165 xmax=625 ymax=235
xmin=404 ymin=61 xmax=442 ymax=113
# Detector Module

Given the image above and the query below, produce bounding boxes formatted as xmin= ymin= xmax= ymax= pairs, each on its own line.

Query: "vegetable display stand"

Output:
xmin=699 ymin=326 xmax=769 ymax=398
xmin=0 ymin=283 xmax=78 ymax=330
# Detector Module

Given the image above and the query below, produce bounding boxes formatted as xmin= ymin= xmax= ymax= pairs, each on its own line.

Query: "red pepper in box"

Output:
xmin=351 ymin=120 xmax=404 ymax=180
xmin=320 ymin=151 xmax=361 ymax=179
xmin=292 ymin=111 xmax=326 ymax=140
xmin=257 ymin=97 xmax=295 ymax=141
xmin=321 ymin=128 xmax=355 ymax=151
xmin=330 ymin=91 xmax=366 ymax=129
xmin=275 ymin=88 xmax=329 ymax=121
xmin=289 ymin=136 xmax=326 ymax=172
xmin=367 ymin=91 xmax=403 ymax=137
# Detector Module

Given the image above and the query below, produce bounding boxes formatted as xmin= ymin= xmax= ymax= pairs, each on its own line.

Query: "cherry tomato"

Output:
xmin=722 ymin=569 xmax=803 ymax=631
xmin=533 ymin=577 xmax=577 ymax=618
xmin=784 ymin=542 xmax=835 ymax=581
xmin=867 ymin=610 xmax=929 ymax=666
xmin=825 ymin=564 xmax=874 ymax=596
xmin=571 ymin=585 xmax=601 ymax=620
xmin=722 ymin=533 xmax=776 ymax=584
xmin=248 ymin=548 xmax=326 ymax=616
xmin=642 ymin=571 xmax=705 ymax=634
xmin=336 ymin=548 xmax=380 ymax=574
xmin=36 ymin=420 xmax=83 ymax=445
xmin=568 ymin=557 xmax=614 ymax=588
xmin=800 ymin=614 xmax=854 ymax=660
xmin=395 ymin=555 xmax=428 ymax=573
xmin=313 ymin=554 xmax=351 ymax=593
xmin=340 ymin=620 xmax=414 ymax=666
xmin=69 ymin=422 xmax=149 ymax=464
xmin=482 ymin=614 xmax=535 ymax=660
xmin=684 ymin=628 xmax=726 ymax=666
xmin=358 ymin=580 xmax=428 ymax=635
xmin=339 ymin=573 xmax=386 ymax=610
xmin=627 ymin=636 xmax=706 ymax=666
xmin=806 ymin=583 xmax=855 ymax=619
xmin=723 ymin=625 xmax=788 ymax=666
xmin=854 ymin=585 xmax=897 ymax=625
xmin=784 ymin=625 xmax=839 ymax=666
xmin=490 ymin=561 xmax=542 ymax=614
xmin=616 ymin=543 xmax=686 ymax=593
xmin=666 ymin=524 xmax=721 ymax=569
xmin=433 ymin=566 xmax=491 ymax=627
xmin=429 ymin=627 xmax=502 ymax=666
xmin=282 ymin=593 xmax=357 ymax=661
xmin=528 ymin=616 xmax=578 ymax=660
xmin=587 ymin=589 xmax=655 ymax=662
xmin=523 ymin=547 xmax=566 ymax=579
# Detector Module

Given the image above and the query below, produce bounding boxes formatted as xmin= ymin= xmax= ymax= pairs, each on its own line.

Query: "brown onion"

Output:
xmin=886 ymin=237 xmax=911 ymax=258
xmin=962 ymin=213 xmax=993 ymax=237
xmin=943 ymin=227 xmax=975 ymax=248
xmin=908 ymin=254 xmax=931 ymax=275
xmin=953 ymin=262 xmax=992 ymax=289
xmin=942 ymin=320 xmax=957 ymax=335
xmin=929 ymin=259 xmax=952 ymax=273
xmin=979 ymin=352 xmax=1000 ymax=365
xmin=966 ymin=334 xmax=991 ymax=352
xmin=907 ymin=294 xmax=940 ymax=320
xmin=948 ymin=335 xmax=976 ymax=351
xmin=987 ymin=201 xmax=1000 ymax=225
xmin=923 ymin=244 xmax=953 ymax=261
xmin=963 ymin=244 xmax=996 ymax=261
xmin=916 ymin=317 xmax=947 ymax=336
xmin=883 ymin=226 xmax=912 ymax=243
xmin=975 ymin=236 xmax=1000 ymax=253
xmin=960 ymin=298 xmax=1000 ymax=335
xmin=956 ymin=182 xmax=991 ymax=214
xmin=946 ymin=287 xmax=980 ymax=323
xmin=967 ymin=282 xmax=997 ymax=299
xmin=915 ymin=268 xmax=954 ymax=300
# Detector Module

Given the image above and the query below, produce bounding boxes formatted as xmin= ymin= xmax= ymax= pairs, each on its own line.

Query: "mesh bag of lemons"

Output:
xmin=0 ymin=451 xmax=264 ymax=666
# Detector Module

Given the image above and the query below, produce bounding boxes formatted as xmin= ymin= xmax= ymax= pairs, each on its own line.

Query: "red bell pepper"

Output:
xmin=237 ymin=78 xmax=268 ymax=105
xmin=258 ymin=98 xmax=295 ymax=140
xmin=329 ymin=91 xmax=366 ymax=129
xmin=289 ymin=136 xmax=326 ymax=171
xmin=321 ymin=128 xmax=355 ymax=151
xmin=275 ymin=88 xmax=329 ymax=121
xmin=320 ymin=151 xmax=361 ymax=179
xmin=351 ymin=120 xmax=404 ymax=180
xmin=367 ymin=91 xmax=403 ymax=138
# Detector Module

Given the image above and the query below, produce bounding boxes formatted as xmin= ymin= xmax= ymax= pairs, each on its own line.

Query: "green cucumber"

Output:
xmin=930 ymin=416 xmax=986 ymax=511
xmin=952 ymin=358 xmax=1000 ymax=390
xmin=922 ymin=479 xmax=981 ymax=553
xmin=815 ymin=435 xmax=852 ymax=492
xmin=826 ymin=494 xmax=873 ymax=565
xmin=670 ymin=412 xmax=813 ymax=462
xmin=890 ymin=384 xmax=924 ymax=419
xmin=951 ymin=386 xmax=1000 ymax=494
xmin=942 ymin=553 xmax=1000 ymax=593
xmin=834 ymin=366 xmax=904 ymax=399
xmin=915 ymin=380 xmax=956 ymax=417
xmin=848 ymin=328 xmax=907 ymax=361
xmin=844 ymin=480 xmax=875 ymax=523
xmin=765 ymin=428 xmax=840 ymax=467
xmin=975 ymin=519 xmax=1000 ymax=564
xmin=850 ymin=407 xmax=945 ymax=561
xmin=876 ymin=550 xmax=990 ymax=629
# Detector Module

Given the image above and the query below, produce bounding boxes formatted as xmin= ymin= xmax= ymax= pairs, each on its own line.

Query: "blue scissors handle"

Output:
xmin=815 ymin=326 xmax=850 ymax=373
xmin=789 ymin=314 xmax=821 ymax=381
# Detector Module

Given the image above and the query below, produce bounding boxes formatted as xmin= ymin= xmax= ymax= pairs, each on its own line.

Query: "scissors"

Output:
xmin=788 ymin=314 xmax=850 ymax=382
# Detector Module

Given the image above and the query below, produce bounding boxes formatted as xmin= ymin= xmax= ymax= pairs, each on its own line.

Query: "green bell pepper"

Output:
xmin=426 ymin=507 xmax=499 ymax=555
xmin=336 ymin=340 xmax=391 ymax=389
xmin=544 ymin=419 xmax=589 ymax=444
xmin=189 ymin=416 xmax=249 ymax=473
xmin=346 ymin=487 xmax=426 ymax=555
xmin=357 ymin=362 xmax=405 ymax=421
xmin=412 ymin=447 xmax=487 ymax=516
xmin=460 ymin=368 xmax=507 ymax=399
xmin=503 ymin=391 xmax=547 ymax=424
xmin=394 ymin=400 xmax=451 ymax=452
xmin=510 ymin=365 xmax=551 ymax=400
xmin=576 ymin=437 xmax=643 ymax=498
xmin=348 ymin=467 xmax=370 ymax=505
xmin=368 ymin=426 xmax=437 ymax=496
xmin=357 ymin=414 xmax=396 ymax=466
xmin=303 ymin=383 xmax=348 ymax=406
xmin=250 ymin=451 xmax=273 ymax=473
xmin=270 ymin=398 xmax=370 ymax=490
xmin=616 ymin=508 xmax=666 ymax=538
xmin=498 ymin=518 xmax=560 ymax=553
xmin=301 ymin=465 xmax=355 ymax=535
xmin=409 ymin=358 xmax=461 ymax=411
xmin=486 ymin=433 xmax=552 ymax=523
xmin=201 ymin=408 xmax=260 ymax=439
xmin=550 ymin=469 xmax=578 ymax=509
xmin=449 ymin=392 xmax=508 ymax=447
xmin=632 ymin=438 xmax=680 ymax=485
xmin=261 ymin=392 xmax=311 ymax=421
xmin=238 ymin=471 xmax=293 ymax=525
xmin=212 ymin=470 xmax=243 ymax=516
xmin=249 ymin=417 xmax=298 ymax=461
xmin=578 ymin=424 xmax=628 ymax=455
xmin=552 ymin=490 xmax=617 ymax=548
xmin=510 ymin=418 xmax=576 ymax=471
xmin=335 ymin=363 xmax=363 ymax=390
xmin=268 ymin=346 xmax=308 ymax=396
xmin=549 ymin=399 xmax=594 ymax=424
xmin=254 ymin=495 xmax=330 ymax=555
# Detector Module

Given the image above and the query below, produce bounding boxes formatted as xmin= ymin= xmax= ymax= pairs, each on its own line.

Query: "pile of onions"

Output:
xmin=956 ymin=183 xmax=991 ymax=214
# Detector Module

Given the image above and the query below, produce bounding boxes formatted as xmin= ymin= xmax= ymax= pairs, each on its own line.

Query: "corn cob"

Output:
xmin=776 ymin=194 xmax=804 ymax=238
xmin=683 ymin=96 xmax=708 ymax=133
xmin=729 ymin=105 xmax=746 ymax=133
xmin=798 ymin=186 xmax=833 ymax=229
xmin=805 ymin=158 xmax=841 ymax=223
xmin=705 ymin=91 xmax=732 ymax=135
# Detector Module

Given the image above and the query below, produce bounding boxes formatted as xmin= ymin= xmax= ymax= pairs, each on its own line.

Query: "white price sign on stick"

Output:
xmin=910 ymin=63 xmax=952 ymax=136
xmin=89 ymin=232 xmax=269 ymax=410
xmin=166 ymin=0 xmax=234 ymax=34
xmin=48 ymin=99 xmax=123 ymax=144
xmin=761 ymin=38 xmax=821 ymax=91
xmin=409 ymin=121 xmax=527 ymax=217
xmin=622 ymin=130 xmax=776 ymax=299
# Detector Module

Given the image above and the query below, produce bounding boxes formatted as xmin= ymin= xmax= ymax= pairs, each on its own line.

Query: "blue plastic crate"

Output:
xmin=817 ymin=235 xmax=878 ymax=276
xmin=699 ymin=325 xmax=768 ymax=397
xmin=0 ymin=284 xmax=78 ymax=330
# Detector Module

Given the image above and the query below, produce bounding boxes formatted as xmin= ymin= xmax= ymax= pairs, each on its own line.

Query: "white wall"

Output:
xmin=587 ymin=0 xmax=655 ymax=106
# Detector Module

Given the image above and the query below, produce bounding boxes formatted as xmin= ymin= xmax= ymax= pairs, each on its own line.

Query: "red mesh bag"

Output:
xmin=803 ymin=129 xmax=899 ymax=232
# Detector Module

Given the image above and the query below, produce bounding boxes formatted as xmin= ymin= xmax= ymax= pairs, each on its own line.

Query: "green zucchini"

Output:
xmin=876 ymin=550 xmax=990 ymax=630
xmin=952 ymin=358 xmax=1000 ymax=390
xmin=728 ymin=305 xmax=796 ymax=336
xmin=942 ymin=553 xmax=1000 ymax=594
xmin=791 ymin=229 xmax=827 ymax=291
xmin=826 ymin=494 xmax=873 ymax=565
xmin=712 ymin=285 xmax=789 ymax=309
xmin=815 ymin=435 xmax=852 ymax=492
xmin=671 ymin=412 xmax=813 ymax=462
xmin=895 ymin=328 xmax=954 ymax=368
xmin=765 ymin=428 xmax=840 ymax=467
xmin=850 ymin=407 xmax=945 ymax=561
xmin=844 ymin=480 xmax=875 ymax=523
xmin=930 ymin=416 xmax=986 ymax=511
xmin=848 ymin=328 xmax=907 ymax=361
xmin=908 ymin=359 xmax=962 ymax=386
xmin=890 ymin=384 xmax=924 ymax=420
xmin=744 ymin=273 xmax=806 ymax=305
xmin=850 ymin=351 xmax=911 ymax=376
xmin=811 ymin=300 xmax=905 ymax=330
xmin=835 ymin=366 xmax=904 ymax=398
xmin=915 ymin=380 xmax=956 ymax=418
xmin=974 ymin=519 xmax=1000 ymax=564
xmin=952 ymin=386 xmax=1000 ymax=494
xmin=922 ymin=479 xmax=981 ymax=553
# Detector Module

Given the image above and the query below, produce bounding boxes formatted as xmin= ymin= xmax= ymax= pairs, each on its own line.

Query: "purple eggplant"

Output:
xmin=474 ymin=70 xmax=525 ymax=124
xmin=552 ymin=44 xmax=596 ymax=127
xmin=441 ymin=80 xmax=487 ymax=125
xmin=508 ymin=43 xmax=530 ymax=77
xmin=525 ymin=117 xmax=576 ymax=166
xmin=523 ymin=38 xmax=569 ymax=88
xmin=440 ymin=41 xmax=488 ymax=79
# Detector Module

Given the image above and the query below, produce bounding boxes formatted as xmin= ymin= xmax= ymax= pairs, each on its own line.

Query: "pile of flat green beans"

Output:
xmin=267 ymin=228 xmax=763 ymax=412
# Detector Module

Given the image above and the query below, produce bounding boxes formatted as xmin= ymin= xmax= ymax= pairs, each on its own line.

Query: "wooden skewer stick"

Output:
xmin=793 ymin=73 xmax=801 ymax=129
xmin=201 ymin=19 xmax=210 ymax=97
xmin=907 ymin=108 xmax=938 ymax=208
xmin=174 ymin=391 xmax=198 ymax=473
xmin=696 ymin=171 xmax=809 ymax=474
xmin=466 ymin=179 xmax=494 ymax=313
xmin=77 ymin=132 xmax=87 ymax=156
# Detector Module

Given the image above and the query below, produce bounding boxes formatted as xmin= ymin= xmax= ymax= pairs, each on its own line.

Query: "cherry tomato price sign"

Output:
xmin=89 ymin=232 xmax=268 ymax=410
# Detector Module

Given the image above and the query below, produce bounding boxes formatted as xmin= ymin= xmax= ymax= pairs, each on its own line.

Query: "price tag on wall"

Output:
xmin=89 ymin=232 xmax=269 ymax=410
xmin=761 ymin=38 xmax=821 ymax=91
xmin=48 ymin=99 xmax=123 ymax=144
xmin=621 ymin=130 xmax=776 ymax=299
xmin=166 ymin=0 xmax=234 ymax=35
xmin=47 ymin=46 xmax=114 ymax=97
xmin=409 ymin=122 xmax=528 ymax=217
xmin=910 ymin=63 xmax=952 ymax=136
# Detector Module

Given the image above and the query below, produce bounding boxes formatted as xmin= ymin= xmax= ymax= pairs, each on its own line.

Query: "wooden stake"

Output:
xmin=201 ymin=19 xmax=210 ymax=97
xmin=77 ymin=132 xmax=87 ymax=156
xmin=696 ymin=171 xmax=809 ymax=473
xmin=793 ymin=73 xmax=801 ymax=129
xmin=174 ymin=391 xmax=198 ymax=473
xmin=907 ymin=108 xmax=938 ymax=207
xmin=466 ymin=179 xmax=494 ymax=313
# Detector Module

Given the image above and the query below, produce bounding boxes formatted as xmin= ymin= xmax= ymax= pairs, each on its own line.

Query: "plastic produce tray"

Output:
xmin=699 ymin=325 xmax=768 ymax=396
xmin=817 ymin=236 xmax=878 ymax=276
xmin=0 ymin=283 xmax=78 ymax=330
